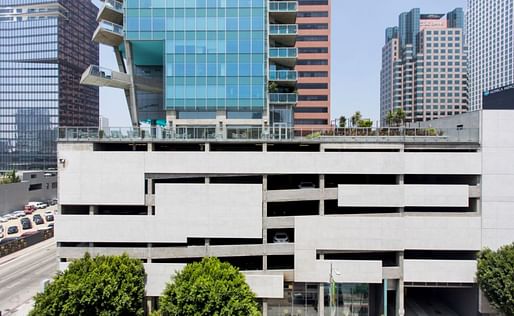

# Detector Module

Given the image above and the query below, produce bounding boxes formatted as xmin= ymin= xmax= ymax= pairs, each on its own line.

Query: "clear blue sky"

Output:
xmin=97 ymin=0 xmax=466 ymax=126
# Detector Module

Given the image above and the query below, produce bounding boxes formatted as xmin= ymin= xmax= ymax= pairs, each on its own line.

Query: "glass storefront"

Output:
xmin=268 ymin=283 xmax=369 ymax=316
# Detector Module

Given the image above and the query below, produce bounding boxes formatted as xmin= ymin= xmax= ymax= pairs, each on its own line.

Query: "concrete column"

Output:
xmin=397 ymin=252 xmax=405 ymax=316
xmin=262 ymin=302 xmax=268 ymax=316
xmin=319 ymin=254 xmax=325 ymax=315
xmin=262 ymin=175 xmax=268 ymax=270
xmin=146 ymin=297 xmax=153 ymax=314
xmin=204 ymin=143 xmax=210 ymax=152
xmin=205 ymin=177 xmax=210 ymax=184
xmin=262 ymin=143 xmax=268 ymax=152
xmin=89 ymin=205 xmax=97 ymax=215
xmin=319 ymin=174 xmax=325 ymax=215
xmin=147 ymin=143 xmax=153 ymax=152
xmin=147 ymin=243 xmax=152 ymax=263
xmin=147 ymin=178 xmax=153 ymax=216
xmin=398 ymin=175 xmax=404 ymax=214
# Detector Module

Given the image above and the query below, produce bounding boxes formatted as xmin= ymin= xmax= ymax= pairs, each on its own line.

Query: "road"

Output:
xmin=0 ymin=238 xmax=58 ymax=316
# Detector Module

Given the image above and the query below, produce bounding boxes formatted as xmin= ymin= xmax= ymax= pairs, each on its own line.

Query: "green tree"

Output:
xmin=0 ymin=169 xmax=20 ymax=184
xmin=357 ymin=119 xmax=373 ymax=128
xmin=268 ymin=82 xmax=278 ymax=93
xmin=351 ymin=111 xmax=362 ymax=127
xmin=338 ymin=115 xmax=347 ymax=128
xmin=393 ymin=108 xmax=406 ymax=126
xmin=386 ymin=111 xmax=395 ymax=127
xmin=30 ymin=253 xmax=145 ymax=316
xmin=476 ymin=243 xmax=514 ymax=315
xmin=159 ymin=257 xmax=260 ymax=316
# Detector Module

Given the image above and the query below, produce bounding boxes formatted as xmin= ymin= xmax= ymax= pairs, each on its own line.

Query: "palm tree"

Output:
xmin=351 ymin=111 xmax=362 ymax=127
xmin=338 ymin=115 xmax=347 ymax=128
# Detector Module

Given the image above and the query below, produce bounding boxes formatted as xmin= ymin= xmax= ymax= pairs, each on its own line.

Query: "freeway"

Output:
xmin=0 ymin=238 xmax=58 ymax=316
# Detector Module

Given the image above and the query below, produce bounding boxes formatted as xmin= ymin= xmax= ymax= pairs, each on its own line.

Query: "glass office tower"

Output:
xmin=0 ymin=0 xmax=99 ymax=170
xmin=82 ymin=0 xmax=299 ymax=137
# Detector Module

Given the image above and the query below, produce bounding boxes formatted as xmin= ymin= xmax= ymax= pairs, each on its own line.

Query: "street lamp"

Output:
xmin=329 ymin=263 xmax=341 ymax=316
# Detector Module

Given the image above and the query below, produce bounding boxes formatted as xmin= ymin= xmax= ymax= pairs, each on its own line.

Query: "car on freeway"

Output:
xmin=7 ymin=226 xmax=18 ymax=235
xmin=45 ymin=214 xmax=54 ymax=222
xmin=20 ymin=217 xmax=32 ymax=230
xmin=33 ymin=214 xmax=44 ymax=225
xmin=273 ymin=232 xmax=290 ymax=243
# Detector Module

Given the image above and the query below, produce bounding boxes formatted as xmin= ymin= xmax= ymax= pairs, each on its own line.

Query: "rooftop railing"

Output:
xmin=269 ymin=70 xmax=297 ymax=81
xmin=269 ymin=24 xmax=297 ymax=35
xmin=269 ymin=47 xmax=298 ymax=58
xmin=103 ymin=0 xmax=123 ymax=13
xmin=269 ymin=1 xmax=298 ymax=12
xmin=269 ymin=93 xmax=298 ymax=104
xmin=87 ymin=65 xmax=114 ymax=79
xmin=58 ymin=126 xmax=480 ymax=143
xmin=98 ymin=20 xmax=123 ymax=36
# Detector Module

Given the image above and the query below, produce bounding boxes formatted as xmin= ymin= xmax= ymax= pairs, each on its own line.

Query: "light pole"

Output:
xmin=329 ymin=263 xmax=341 ymax=316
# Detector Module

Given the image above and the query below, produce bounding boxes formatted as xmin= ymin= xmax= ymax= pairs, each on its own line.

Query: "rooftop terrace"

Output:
xmin=58 ymin=126 xmax=479 ymax=144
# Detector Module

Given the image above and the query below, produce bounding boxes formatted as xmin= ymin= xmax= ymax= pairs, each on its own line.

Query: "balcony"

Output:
xmin=97 ymin=0 xmax=123 ymax=25
xmin=269 ymin=70 xmax=298 ymax=85
xmin=269 ymin=93 xmax=298 ymax=104
xmin=269 ymin=48 xmax=297 ymax=67
xmin=92 ymin=20 xmax=124 ymax=47
xmin=269 ymin=24 xmax=297 ymax=46
xmin=269 ymin=1 xmax=297 ymax=24
xmin=80 ymin=65 xmax=131 ymax=89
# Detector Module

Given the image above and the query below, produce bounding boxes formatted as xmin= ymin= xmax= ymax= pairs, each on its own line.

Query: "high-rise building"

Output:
xmin=380 ymin=8 xmax=468 ymax=125
xmin=0 ymin=0 xmax=99 ymax=171
xmin=467 ymin=0 xmax=514 ymax=111
xmin=294 ymin=0 xmax=331 ymax=129
xmin=81 ymin=0 xmax=331 ymax=137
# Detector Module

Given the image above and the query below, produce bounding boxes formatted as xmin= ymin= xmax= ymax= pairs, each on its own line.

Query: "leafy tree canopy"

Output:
xmin=30 ymin=253 xmax=145 ymax=316
xmin=476 ymin=243 xmax=514 ymax=315
xmin=159 ymin=257 xmax=260 ymax=316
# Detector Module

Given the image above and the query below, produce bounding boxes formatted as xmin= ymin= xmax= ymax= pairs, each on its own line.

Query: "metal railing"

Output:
xmin=88 ymin=65 xmax=114 ymax=79
xmin=269 ymin=70 xmax=298 ymax=81
xmin=269 ymin=24 xmax=297 ymax=35
xmin=58 ymin=126 xmax=480 ymax=143
xmin=269 ymin=93 xmax=298 ymax=104
xmin=98 ymin=20 xmax=123 ymax=35
xmin=269 ymin=47 xmax=298 ymax=58
xmin=269 ymin=1 xmax=298 ymax=12
xmin=103 ymin=0 xmax=123 ymax=12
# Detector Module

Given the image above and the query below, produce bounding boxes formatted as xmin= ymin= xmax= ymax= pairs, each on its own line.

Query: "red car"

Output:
xmin=24 ymin=205 xmax=36 ymax=214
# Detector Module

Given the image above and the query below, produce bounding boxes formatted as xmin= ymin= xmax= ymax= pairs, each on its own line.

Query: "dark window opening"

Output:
xmin=268 ymin=174 xmax=320 ymax=190
xmin=325 ymin=174 xmax=398 ymax=188
xmin=404 ymin=250 xmax=477 ymax=260
xmin=321 ymin=251 xmax=399 ymax=267
xmin=209 ymin=238 xmax=263 ymax=246
xmin=220 ymin=256 xmax=263 ymax=271
xmin=154 ymin=143 xmax=205 ymax=152
xmin=267 ymin=228 xmax=295 ymax=243
xmin=267 ymin=143 xmax=320 ymax=152
xmin=404 ymin=199 xmax=478 ymax=213
xmin=404 ymin=174 xmax=480 ymax=185
xmin=268 ymin=200 xmax=319 ymax=217
xmin=210 ymin=143 xmax=263 ymax=152
xmin=324 ymin=200 xmax=399 ymax=215
xmin=268 ymin=255 xmax=295 ymax=270
xmin=61 ymin=205 xmax=89 ymax=215
xmin=96 ymin=205 xmax=147 ymax=216
xmin=209 ymin=176 xmax=263 ymax=184
xmin=93 ymin=143 xmax=148 ymax=151
xmin=29 ymin=183 xmax=42 ymax=191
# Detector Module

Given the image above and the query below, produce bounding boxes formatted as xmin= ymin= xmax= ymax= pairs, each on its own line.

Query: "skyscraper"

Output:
xmin=0 ymin=0 xmax=99 ymax=171
xmin=467 ymin=0 xmax=514 ymax=111
xmin=380 ymin=8 xmax=468 ymax=125
xmin=81 ymin=0 xmax=330 ymax=137
xmin=294 ymin=0 xmax=331 ymax=129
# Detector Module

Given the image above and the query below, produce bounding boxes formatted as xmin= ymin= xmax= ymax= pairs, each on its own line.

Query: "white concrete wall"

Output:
xmin=338 ymin=185 xmax=469 ymax=207
xmin=56 ymin=184 xmax=262 ymax=243
xmin=481 ymin=110 xmax=514 ymax=249
xmin=403 ymin=260 xmax=477 ymax=283
xmin=59 ymin=262 xmax=283 ymax=299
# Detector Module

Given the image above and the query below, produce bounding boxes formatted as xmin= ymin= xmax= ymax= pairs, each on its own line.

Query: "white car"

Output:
xmin=27 ymin=202 xmax=47 ymax=209
xmin=0 ymin=216 xmax=7 ymax=223
xmin=44 ymin=210 xmax=54 ymax=216
xmin=273 ymin=232 xmax=290 ymax=243
xmin=4 ymin=213 xmax=16 ymax=220
xmin=13 ymin=211 xmax=26 ymax=218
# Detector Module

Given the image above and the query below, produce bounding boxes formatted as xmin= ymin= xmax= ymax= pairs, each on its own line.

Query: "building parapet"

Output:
xmin=57 ymin=126 xmax=480 ymax=143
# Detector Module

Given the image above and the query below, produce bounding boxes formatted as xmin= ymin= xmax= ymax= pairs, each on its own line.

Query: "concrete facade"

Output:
xmin=0 ymin=171 xmax=57 ymax=214
xmin=55 ymin=107 xmax=514 ymax=315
